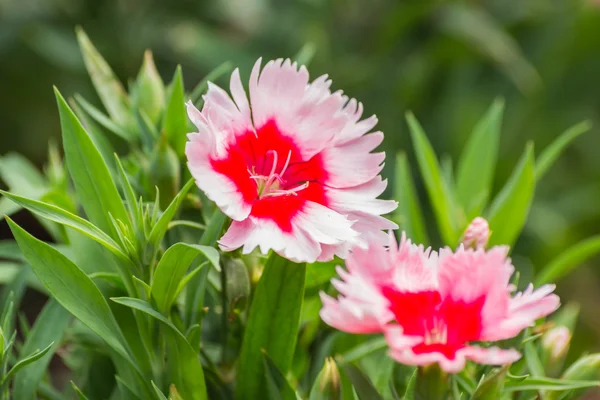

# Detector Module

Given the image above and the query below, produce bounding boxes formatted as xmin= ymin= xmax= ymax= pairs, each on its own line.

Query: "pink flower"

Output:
xmin=320 ymin=232 xmax=560 ymax=373
xmin=185 ymin=59 xmax=397 ymax=262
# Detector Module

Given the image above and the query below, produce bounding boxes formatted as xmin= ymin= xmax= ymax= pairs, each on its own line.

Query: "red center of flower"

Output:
xmin=210 ymin=119 xmax=329 ymax=232
xmin=383 ymin=288 xmax=485 ymax=359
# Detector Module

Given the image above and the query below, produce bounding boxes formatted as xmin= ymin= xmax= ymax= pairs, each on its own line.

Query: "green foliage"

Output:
xmin=237 ymin=253 xmax=306 ymax=400
xmin=0 ymin=27 xmax=598 ymax=400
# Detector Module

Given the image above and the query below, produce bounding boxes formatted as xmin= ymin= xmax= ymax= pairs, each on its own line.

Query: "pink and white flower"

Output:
xmin=186 ymin=58 xmax=397 ymax=262
xmin=320 ymin=232 xmax=560 ymax=373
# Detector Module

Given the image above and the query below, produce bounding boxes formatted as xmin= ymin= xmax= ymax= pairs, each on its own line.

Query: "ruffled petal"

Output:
xmin=483 ymin=284 xmax=560 ymax=341
xmin=186 ymin=133 xmax=252 ymax=221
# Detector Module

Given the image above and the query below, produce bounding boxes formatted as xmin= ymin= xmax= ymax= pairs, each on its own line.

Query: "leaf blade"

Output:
xmin=236 ymin=253 xmax=306 ymax=400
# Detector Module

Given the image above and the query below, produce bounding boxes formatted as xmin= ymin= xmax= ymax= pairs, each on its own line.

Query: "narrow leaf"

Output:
xmin=110 ymin=297 xmax=207 ymax=400
xmin=486 ymin=142 xmax=535 ymax=247
xmin=74 ymin=94 xmax=134 ymax=141
xmin=536 ymin=235 xmax=600 ymax=285
xmin=236 ymin=253 xmax=306 ymax=400
xmin=151 ymin=243 xmax=218 ymax=313
xmin=14 ymin=300 xmax=71 ymax=399
xmin=55 ymin=88 xmax=130 ymax=239
xmin=163 ymin=66 xmax=187 ymax=157
xmin=2 ymin=342 xmax=54 ymax=384
xmin=7 ymin=218 xmax=132 ymax=365
xmin=342 ymin=364 xmax=383 ymax=400
xmin=0 ymin=191 xmax=127 ymax=262
xmin=338 ymin=336 xmax=387 ymax=365
xmin=71 ymin=382 xmax=90 ymax=400
xmin=536 ymin=120 xmax=591 ymax=181
xmin=148 ymin=179 xmax=195 ymax=247
xmin=455 ymin=98 xmax=504 ymax=217
xmin=75 ymin=27 xmax=132 ymax=127
xmin=406 ymin=112 xmax=460 ymax=245
xmin=393 ymin=153 xmax=428 ymax=245
xmin=263 ymin=351 xmax=298 ymax=400
xmin=190 ymin=61 xmax=234 ymax=104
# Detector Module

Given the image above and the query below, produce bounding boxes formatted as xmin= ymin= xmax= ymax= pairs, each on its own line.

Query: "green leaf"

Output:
xmin=0 ymin=191 xmax=128 ymax=263
xmin=471 ymin=365 xmax=508 ymax=399
xmin=148 ymin=179 xmax=195 ymax=247
xmin=55 ymin=88 xmax=131 ymax=239
xmin=263 ymin=351 xmax=298 ymax=400
xmin=436 ymin=4 xmax=540 ymax=94
xmin=404 ymin=369 xmax=417 ymax=400
xmin=152 ymin=381 xmax=168 ymax=400
xmin=190 ymin=61 xmax=234 ymax=104
xmin=535 ymin=120 xmax=591 ymax=181
xmin=524 ymin=341 xmax=545 ymax=378
xmin=338 ymin=337 xmax=387 ymax=365
xmin=455 ymin=98 xmax=504 ymax=218
xmin=71 ymin=381 xmax=90 ymax=400
xmin=116 ymin=375 xmax=143 ymax=400
xmin=75 ymin=27 xmax=132 ymax=128
xmin=114 ymin=154 xmax=141 ymax=229
xmin=133 ymin=50 xmax=165 ymax=124
xmin=535 ymin=235 xmax=600 ymax=285
xmin=7 ymin=218 xmax=133 ymax=366
xmin=546 ymin=354 xmax=600 ymax=400
xmin=163 ymin=66 xmax=187 ymax=157
xmin=504 ymin=377 xmax=600 ymax=392
xmin=236 ymin=253 xmax=306 ymax=400
xmin=74 ymin=94 xmax=134 ymax=141
xmin=294 ymin=42 xmax=317 ymax=67
xmin=393 ymin=153 xmax=428 ymax=245
xmin=110 ymin=297 xmax=207 ymax=400
xmin=2 ymin=342 xmax=54 ymax=385
xmin=0 ymin=240 xmax=25 ymax=262
xmin=184 ymin=209 xmax=226 ymax=328
xmin=486 ymin=142 xmax=535 ymax=247
xmin=0 ymin=153 xmax=46 ymax=199
xmin=151 ymin=243 xmax=219 ymax=313
xmin=342 ymin=364 xmax=383 ymax=400
xmin=406 ymin=112 xmax=460 ymax=245
xmin=13 ymin=300 xmax=71 ymax=400
xmin=0 ymin=152 xmax=48 ymax=219
xmin=69 ymin=97 xmax=116 ymax=169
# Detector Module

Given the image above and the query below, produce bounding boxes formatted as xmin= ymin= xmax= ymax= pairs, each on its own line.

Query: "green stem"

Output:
xmin=220 ymin=257 xmax=228 ymax=365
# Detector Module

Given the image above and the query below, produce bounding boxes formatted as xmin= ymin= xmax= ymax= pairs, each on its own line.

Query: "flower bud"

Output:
xmin=543 ymin=326 xmax=571 ymax=361
xmin=310 ymin=358 xmax=341 ymax=400
xmin=461 ymin=217 xmax=490 ymax=249
xmin=541 ymin=326 xmax=571 ymax=377
xmin=133 ymin=50 xmax=165 ymax=124
xmin=546 ymin=353 xmax=600 ymax=400
xmin=169 ymin=384 xmax=184 ymax=400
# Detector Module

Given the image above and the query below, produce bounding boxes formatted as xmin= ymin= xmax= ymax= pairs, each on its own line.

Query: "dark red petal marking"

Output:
xmin=209 ymin=118 xmax=329 ymax=231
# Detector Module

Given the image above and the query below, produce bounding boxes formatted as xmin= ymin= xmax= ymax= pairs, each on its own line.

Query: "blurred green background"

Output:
xmin=2 ymin=0 xmax=600 ymax=357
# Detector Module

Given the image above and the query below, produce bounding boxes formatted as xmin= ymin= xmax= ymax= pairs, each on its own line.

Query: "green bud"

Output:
xmin=149 ymin=137 xmax=180 ymax=210
xmin=547 ymin=353 xmax=600 ymax=400
xmin=224 ymin=258 xmax=251 ymax=315
xmin=415 ymin=364 xmax=447 ymax=400
xmin=309 ymin=358 xmax=342 ymax=400
xmin=541 ymin=326 xmax=571 ymax=376
xmin=133 ymin=50 xmax=165 ymax=124
xmin=168 ymin=384 xmax=183 ymax=400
